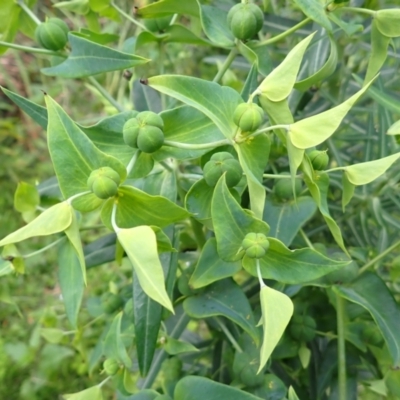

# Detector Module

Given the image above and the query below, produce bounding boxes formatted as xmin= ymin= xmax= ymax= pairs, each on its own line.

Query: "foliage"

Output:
xmin=1 ymin=0 xmax=400 ymax=399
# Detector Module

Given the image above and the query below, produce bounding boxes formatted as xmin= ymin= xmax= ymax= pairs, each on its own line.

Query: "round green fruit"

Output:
xmin=289 ymin=315 xmax=317 ymax=342
xmin=309 ymin=150 xmax=329 ymax=170
xmin=87 ymin=167 xmax=120 ymax=200
xmin=203 ymin=152 xmax=243 ymax=187
xmin=241 ymin=232 xmax=270 ymax=259
xmin=137 ymin=111 xmax=164 ymax=129
xmin=227 ymin=3 xmax=264 ymax=41
xmin=144 ymin=16 xmax=172 ymax=32
xmin=123 ymin=118 xmax=140 ymax=148
xmin=273 ymin=174 xmax=302 ymax=200
xmin=103 ymin=358 xmax=120 ymax=376
xmin=35 ymin=18 xmax=69 ymax=51
xmin=101 ymin=292 xmax=123 ymax=314
xmin=137 ymin=125 xmax=164 ymax=153
xmin=362 ymin=325 xmax=383 ymax=346
xmin=233 ymin=103 xmax=264 ymax=133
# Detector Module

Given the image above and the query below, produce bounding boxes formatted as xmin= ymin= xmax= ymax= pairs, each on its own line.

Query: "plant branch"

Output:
xmin=336 ymin=293 xmax=347 ymax=400
xmin=236 ymin=124 xmax=290 ymax=143
xmin=126 ymin=151 xmax=140 ymax=176
xmin=87 ymin=76 xmax=125 ymax=112
xmin=66 ymin=191 xmax=91 ymax=205
xmin=213 ymin=47 xmax=238 ymax=83
xmin=22 ymin=237 xmax=66 ymax=259
xmin=215 ymin=317 xmax=243 ymax=353
xmin=339 ymin=7 xmax=376 ymax=16
xmin=16 ymin=0 xmax=41 ymax=25
xmin=110 ymin=1 xmax=148 ymax=31
xmin=163 ymin=139 xmax=232 ymax=150
xmin=0 ymin=41 xmax=65 ymax=56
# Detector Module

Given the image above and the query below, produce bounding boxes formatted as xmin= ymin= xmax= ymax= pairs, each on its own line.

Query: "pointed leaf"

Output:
xmin=236 ymin=134 xmax=270 ymax=219
xmin=63 ymin=385 xmax=103 ymax=400
xmin=137 ymin=0 xmax=199 ymax=18
xmin=103 ymin=312 xmax=132 ymax=368
xmin=42 ymin=33 xmax=149 ymax=78
xmin=164 ymin=337 xmax=199 ymax=355
xmin=175 ymin=376 xmax=263 ymax=400
xmin=58 ymin=240 xmax=84 ymax=328
xmin=258 ymin=33 xmax=315 ymax=102
xmin=293 ymin=0 xmax=332 ymax=31
xmin=288 ymin=386 xmax=300 ymax=400
xmin=243 ymin=238 xmax=349 ymax=284
xmin=147 ymin=75 xmax=242 ymax=139
xmin=190 ymin=238 xmax=241 ymax=289
xmin=333 ymin=272 xmax=400 ymax=366
xmin=211 ymin=176 xmax=270 ymax=261
xmin=183 ymin=279 xmax=259 ymax=343
xmin=375 ymin=9 xmax=400 ymax=38
xmin=289 ymin=78 xmax=375 ymax=148
xmin=263 ymin=196 xmax=317 ymax=246
xmin=0 ymin=202 xmax=72 ymax=247
xmin=341 ymin=173 xmax=355 ymax=211
xmin=118 ymin=226 xmax=173 ymax=312
xmin=258 ymin=285 xmax=293 ymax=372
xmin=241 ymin=63 xmax=260 ymax=102
xmin=45 ymin=95 xmax=126 ymax=211
xmin=101 ymin=186 xmax=189 ymax=230
xmin=14 ymin=182 xmax=40 ymax=213
xmin=0 ymin=258 xmax=14 ymax=277
xmin=388 ymin=120 xmax=400 ymax=135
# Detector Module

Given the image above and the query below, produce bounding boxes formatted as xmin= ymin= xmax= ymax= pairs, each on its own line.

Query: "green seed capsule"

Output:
xmin=123 ymin=118 xmax=140 ymax=148
xmin=273 ymin=174 xmax=302 ymax=200
xmin=203 ymin=152 xmax=243 ymax=187
xmin=227 ymin=3 xmax=264 ymax=41
xmin=289 ymin=315 xmax=317 ymax=342
xmin=103 ymin=358 xmax=120 ymax=376
xmin=137 ymin=125 xmax=164 ymax=153
xmin=137 ymin=111 xmax=164 ymax=129
xmin=233 ymin=103 xmax=264 ymax=133
xmin=241 ymin=232 xmax=270 ymax=259
xmin=35 ymin=18 xmax=69 ymax=51
xmin=309 ymin=150 xmax=329 ymax=170
xmin=87 ymin=167 xmax=121 ymax=200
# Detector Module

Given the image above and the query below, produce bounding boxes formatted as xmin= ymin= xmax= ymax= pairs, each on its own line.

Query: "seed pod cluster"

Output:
xmin=241 ymin=232 xmax=270 ymax=259
xmin=289 ymin=315 xmax=317 ymax=342
xmin=123 ymin=111 xmax=165 ymax=153
xmin=227 ymin=3 xmax=264 ymax=41
xmin=273 ymin=174 xmax=302 ymax=201
xmin=87 ymin=167 xmax=121 ymax=200
xmin=35 ymin=18 xmax=69 ymax=51
xmin=233 ymin=103 xmax=264 ymax=134
xmin=203 ymin=152 xmax=243 ymax=187
xmin=144 ymin=16 xmax=172 ymax=32
xmin=308 ymin=150 xmax=329 ymax=170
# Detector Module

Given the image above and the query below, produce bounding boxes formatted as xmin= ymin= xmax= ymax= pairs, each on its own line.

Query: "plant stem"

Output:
xmin=300 ymin=229 xmax=315 ymax=250
xmin=254 ymin=17 xmax=312 ymax=48
xmin=110 ymin=1 xmax=148 ymax=31
xmin=126 ymin=151 xmax=140 ymax=175
xmin=215 ymin=317 xmax=243 ymax=353
xmin=159 ymin=42 xmax=167 ymax=110
xmin=213 ymin=47 xmax=238 ymax=83
xmin=87 ymin=76 xmax=125 ymax=112
xmin=256 ymin=259 xmax=266 ymax=288
xmin=0 ymin=41 xmax=64 ymax=56
xmin=22 ymin=237 xmax=66 ymax=259
xmin=358 ymin=239 xmax=400 ymax=275
xmin=66 ymin=191 xmax=91 ymax=205
xmin=336 ymin=293 xmax=347 ymax=400
xmin=16 ymin=0 xmax=41 ymax=25
xmin=98 ymin=375 xmax=112 ymax=388
xmin=163 ymin=139 xmax=232 ymax=150
xmin=339 ymin=7 xmax=376 ymax=16
xmin=140 ymin=312 xmax=190 ymax=389
xmin=236 ymin=124 xmax=290 ymax=142
xmin=111 ymin=202 xmax=120 ymax=233
xmin=263 ymin=173 xmax=299 ymax=179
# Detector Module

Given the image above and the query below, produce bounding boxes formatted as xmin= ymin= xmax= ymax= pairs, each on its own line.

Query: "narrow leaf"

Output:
xmin=258 ymin=33 xmax=315 ymax=102
xmin=118 ymin=226 xmax=174 ymax=312
xmin=0 ymin=202 xmax=72 ymax=247
xmin=42 ymin=33 xmax=149 ymax=78
xmin=164 ymin=337 xmax=199 ymax=355
xmin=258 ymin=285 xmax=293 ymax=372
xmin=333 ymin=272 xmax=400 ymax=366
xmin=293 ymin=0 xmax=332 ymax=31
xmin=289 ymin=78 xmax=375 ymax=148
xmin=63 ymin=385 xmax=103 ymax=400
xmin=136 ymin=0 xmax=199 ymax=18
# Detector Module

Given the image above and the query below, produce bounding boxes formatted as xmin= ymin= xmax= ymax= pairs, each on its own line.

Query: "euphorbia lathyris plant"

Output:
xmin=1 ymin=0 xmax=400 ymax=399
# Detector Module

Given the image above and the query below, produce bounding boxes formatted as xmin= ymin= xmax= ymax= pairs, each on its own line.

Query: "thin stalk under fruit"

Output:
xmin=16 ymin=0 xmax=41 ymax=25
xmin=22 ymin=237 xmax=66 ymax=259
xmin=110 ymin=1 xmax=148 ymax=31
xmin=213 ymin=47 xmax=238 ymax=84
xmin=87 ymin=76 xmax=125 ymax=112
xmin=0 ymin=41 xmax=64 ymax=56
xmin=336 ymin=293 xmax=347 ymax=400
xmin=164 ymin=139 xmax=232 ymax=150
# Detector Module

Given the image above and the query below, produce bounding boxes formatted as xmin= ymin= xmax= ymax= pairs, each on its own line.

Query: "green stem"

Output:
xmin=215 ymin=318 xmax=243 ymax=353
xmin=110 ymin=1 xmax=148 ymax=31
xmin=336 ymin=294 xmax=347 ymax=400
xmin=140 ymin=312 xmax=190 ymax=389
xmin=213 ymin=47 xmax=238 ymax=83
xmin=163 ymin=139 xmax=232 ymax=150
xmin=87 ymin=76 xmax=125 ymax=112
xmin=254 ymin=17 xmax=312 ymax=48
xmin=126 ymin=151 xmax=140 ymax=176
xmin=263 ymin=173 xmax=299 ymax=179
xmin=0 ymin=41 xmax=65 ymax=56
xmin=111 ymin=202 xmax=120 ymax=233
xmin=66 ymin=191 xmax=91 ymax=205
xmin=16 ymin=0 xmax=41 ymax=25
xmin=159 ymin=42 xmax=167 ymax=110
xmin=358 ymin=239 xmax=400 ymax=275
xmin=300 ymin=229 xmax=315 ymax=250
xmin=98 ymin=375 xmax=112 ymax=388
xmin=339 ymin=7 xmax=376 ymax=16
xmin=190 ymin=217 xmax=206 ymax=249
xmin=236 ymin=124 xmax=290 ymax=143
xmin=256 ymin=259 xmax=266 ymax=288
xmin=22 ymin=237 xmax=66 ymax=259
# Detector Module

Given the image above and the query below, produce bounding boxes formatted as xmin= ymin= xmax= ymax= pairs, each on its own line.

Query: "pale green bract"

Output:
xmin=63 ymin=385 xmax=103 ymax=400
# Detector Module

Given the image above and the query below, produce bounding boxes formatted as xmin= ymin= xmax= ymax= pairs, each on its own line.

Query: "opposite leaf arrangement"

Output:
xmin=1 ymin=0 xmax=400 ymax=399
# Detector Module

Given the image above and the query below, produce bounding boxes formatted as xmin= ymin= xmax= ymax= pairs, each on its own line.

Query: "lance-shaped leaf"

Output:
xmin=235 ymin=134 xmax=270 ymax=220
xmin=365 ymin=20 xmax=391 ymax=84
xmin=101 ymin=186 xmax=189 ymax=230
xmin=257 ymin=33 xmax=315 ymax=102
xmin=375 ymin=9 xmax=400 ymax=38
xmin=0 ymin=202 xmax=72 ymax=247
xmin=211 ymin=176 xmax=270 ymax=261
xmin=242 ymin=238 xmax=349 ymax=284
xmin=63 ymin=385 xmax=103 ymax=400
xmin=58 ymin=240 xmax=84 ymax=328
xmin=339 ymin=152 xmax=400 ymax=186
xmin=258 ymin=285 xmax=293 ymax=372
xmin=45 ymin=95 xmax=126 ymax=211
xmin=175 ymin=376 xmax=263 ymax=400
xmin=294 ymin=0 xmax=332 ymax=31
xmin=42 ymin=33 xmax=149 ymax=78
xmin=147 ymin=75 xmax=242 ymax=139
xmin=103 ymin=312 xmax=132 ymax=368
xmin=198 ymin=2 xmax=234 ymax=48
xmin=190 ymin=238 xmax=242 ymax=289
xmin=263 ymin=196 xmax=317 ymax=246
xmin=117 ymin=226 xmax=174 ymax=312
xmin=342 ymin=173 xmax=355 ymax=211
xmin=289 ymin=78 xmax=375 ymax=148
xmin=183 ymin=279 xmax=259 ymax=343
xmin=333 ymin=272 xmax=400 ymax=367
xmin=136 ymin=0 xmax=199 ymax=18
xmin=241 ymin=63 xmax=260 ymax=102
xmin=164 ymin=337 xmax=199 ymax=355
